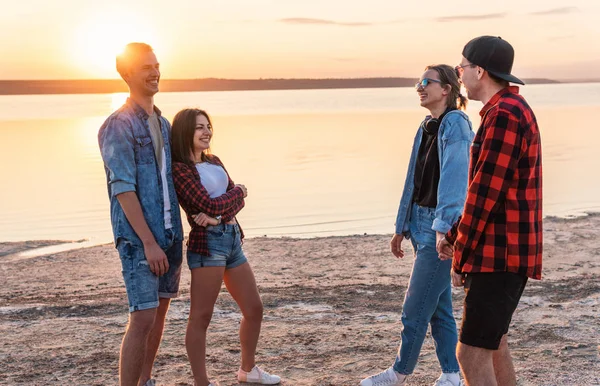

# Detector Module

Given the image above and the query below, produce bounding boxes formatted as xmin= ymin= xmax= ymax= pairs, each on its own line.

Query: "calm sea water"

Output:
xmin=1 ymin=84 xmax=599 ymax=243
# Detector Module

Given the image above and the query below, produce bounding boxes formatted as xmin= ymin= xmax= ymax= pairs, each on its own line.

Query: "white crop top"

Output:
xmin=195 ymin=162 xmax=229 ymax=198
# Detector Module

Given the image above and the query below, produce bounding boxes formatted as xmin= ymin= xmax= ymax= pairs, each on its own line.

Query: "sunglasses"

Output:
xmin=415 ymin=78 xmax=442 ymax=90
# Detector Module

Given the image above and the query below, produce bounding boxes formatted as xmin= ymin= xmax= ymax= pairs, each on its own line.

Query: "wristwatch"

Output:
xmin=215 ymin=215 xmax=222 ymax=225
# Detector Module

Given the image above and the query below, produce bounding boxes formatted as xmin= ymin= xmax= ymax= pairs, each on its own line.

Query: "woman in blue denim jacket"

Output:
xmin=361 ymin=65 xmax=474 ymax=386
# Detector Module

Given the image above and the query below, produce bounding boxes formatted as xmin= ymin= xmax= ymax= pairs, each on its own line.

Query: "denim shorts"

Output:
xmin=187 ymin=223 xmax=248 ymax=270
xmin=117 ymin=229 xmax=183 ymax=313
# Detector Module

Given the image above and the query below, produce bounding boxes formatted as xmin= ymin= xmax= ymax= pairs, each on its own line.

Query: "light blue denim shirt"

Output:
xmin=395 ymin=110 xmax=474 ymax=237
xmin=98 ymin=98 xmax=183 ymax=248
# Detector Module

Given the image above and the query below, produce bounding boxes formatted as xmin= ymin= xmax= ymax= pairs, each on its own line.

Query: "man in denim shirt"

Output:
xmin=98 ymin=43 xmax=183 ymax=386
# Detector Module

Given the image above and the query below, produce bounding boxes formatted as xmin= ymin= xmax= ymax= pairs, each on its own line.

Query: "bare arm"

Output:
xmin=192 ymin=212 xmax=220 ymax=227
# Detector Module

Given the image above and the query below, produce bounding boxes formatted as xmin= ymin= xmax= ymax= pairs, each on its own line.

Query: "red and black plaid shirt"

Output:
xmin=447 ymin=86 xmax=543 ymax=279
xmin=172 ymin=155 xmax=245 ymax=256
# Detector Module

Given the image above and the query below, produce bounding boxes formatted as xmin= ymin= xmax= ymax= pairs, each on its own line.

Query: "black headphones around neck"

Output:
xmin=423 ymin=117 xmax=441 ymax=135
xmin=423 ymin=108 xmax=456 ymax=135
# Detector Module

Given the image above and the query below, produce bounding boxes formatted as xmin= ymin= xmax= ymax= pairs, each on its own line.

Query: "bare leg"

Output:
xmin=186 ymin=267 xmax=226 ymax=386
xmin=223 ymin=262 xmax=263 ymax=372
xmin=120 ymin=308 xmax=158 ymax=386
xmin=138 ymin=298 xmax=171 ymax=385
xmin=492 ymin=335 xmax=516 ymax=386
xmin=457 ymin=342 xmax=497 ymax=386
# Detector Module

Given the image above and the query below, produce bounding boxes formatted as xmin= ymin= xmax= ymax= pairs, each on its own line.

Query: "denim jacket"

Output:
xmin=395 ymin=110 xmax=474 ymax=237
xmin=98 ymin=98 xmax=183 ymax=249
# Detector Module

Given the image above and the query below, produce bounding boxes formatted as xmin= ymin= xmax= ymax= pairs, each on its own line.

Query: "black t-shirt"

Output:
xmin=413 ymin=109 xmax=454 ymax=208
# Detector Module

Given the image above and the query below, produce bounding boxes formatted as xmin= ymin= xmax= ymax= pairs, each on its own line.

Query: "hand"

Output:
xmin=390 ymin=233 xmax=404 ymax=258
xmin=451 ymin=270 xmax=466 ymax=287
xmin=436 ymin=232 xmax=454 ymax=260
xmin=144 ymin=242 xmax=169 ymax=276
xmin=235 ymin=184 xmax=248 ymax=198
xmin=193 ymin=212 xmax=219 ymax=227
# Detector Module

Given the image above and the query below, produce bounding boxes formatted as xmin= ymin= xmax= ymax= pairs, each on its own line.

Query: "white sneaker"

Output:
xmin=433 ymin=372 xmax=464 ymax=386
xmin=360 ymin=367 xmax=406 ymax=386
xmin=143 ymin=380 xmax=156 ymax=386
xmin=237 ymin=365 xmax=281 ymax=384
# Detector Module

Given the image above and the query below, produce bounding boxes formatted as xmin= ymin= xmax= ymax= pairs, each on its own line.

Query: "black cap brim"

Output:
xmin=488 ymin=70 xmax=525 ymax=85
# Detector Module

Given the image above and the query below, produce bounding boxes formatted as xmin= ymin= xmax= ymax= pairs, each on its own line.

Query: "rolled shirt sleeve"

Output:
xmin=99 ymin=116 xmax=137 ymax=197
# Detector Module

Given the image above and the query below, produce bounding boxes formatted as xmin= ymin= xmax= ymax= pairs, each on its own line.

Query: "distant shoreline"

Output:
xmin=0 ymin=77 xmax=571 ymax=96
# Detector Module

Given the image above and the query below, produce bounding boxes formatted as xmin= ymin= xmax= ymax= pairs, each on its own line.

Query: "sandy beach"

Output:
xmin=1 ymin=215 xmax=599 ymax=385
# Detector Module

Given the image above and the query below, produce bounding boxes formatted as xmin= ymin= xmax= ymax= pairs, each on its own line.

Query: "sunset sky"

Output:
xmin=3 ymin=0 xmax=600 ymax=80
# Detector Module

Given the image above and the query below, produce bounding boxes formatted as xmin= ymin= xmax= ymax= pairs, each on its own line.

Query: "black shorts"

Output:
xmin=459 ymin=272 xmax=528 ymax=350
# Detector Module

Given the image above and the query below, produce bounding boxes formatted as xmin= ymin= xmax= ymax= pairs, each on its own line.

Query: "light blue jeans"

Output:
xmin=393 ymin=203 xmax=460 ymax=375
xmin=187 ymin=223 xmax=248 ymax=270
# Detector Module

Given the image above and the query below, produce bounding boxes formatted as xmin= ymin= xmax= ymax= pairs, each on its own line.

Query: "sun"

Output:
xmin=72 ymin=11 xmax=164 ymax=78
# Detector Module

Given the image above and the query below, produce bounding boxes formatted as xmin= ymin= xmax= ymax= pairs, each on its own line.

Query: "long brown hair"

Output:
xmin=171 ymin=108 xmax=214 ymax=165
xmin=425 ymin=64 xmax=468 ymax=110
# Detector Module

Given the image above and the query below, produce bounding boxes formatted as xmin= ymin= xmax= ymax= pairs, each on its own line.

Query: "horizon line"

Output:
xmin=3 ymin=75 xmax=597 ymax=82
xmin=2 ymin=77 xmax=598 ymax=96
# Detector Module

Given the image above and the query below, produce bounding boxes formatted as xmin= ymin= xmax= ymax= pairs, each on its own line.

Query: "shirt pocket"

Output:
xmin=134 ymin=136 xmax=154 ymax=165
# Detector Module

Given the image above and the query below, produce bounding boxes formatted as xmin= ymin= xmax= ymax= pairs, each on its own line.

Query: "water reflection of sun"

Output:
xmin=74 ymin=93 xmax=129 ymax=162
xmin=111 ymin=93 xmax=129 ymax=112
xmin=77 ymin=117 xmax=109 ymax=162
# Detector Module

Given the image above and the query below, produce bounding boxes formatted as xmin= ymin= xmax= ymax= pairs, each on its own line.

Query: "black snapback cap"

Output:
xmin=462 ymin=36 xmax=524 ymax=85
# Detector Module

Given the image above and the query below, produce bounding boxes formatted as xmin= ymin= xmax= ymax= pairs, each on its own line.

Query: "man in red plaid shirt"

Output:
xmin=438 ymin=36 xmax=542 ymax=386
